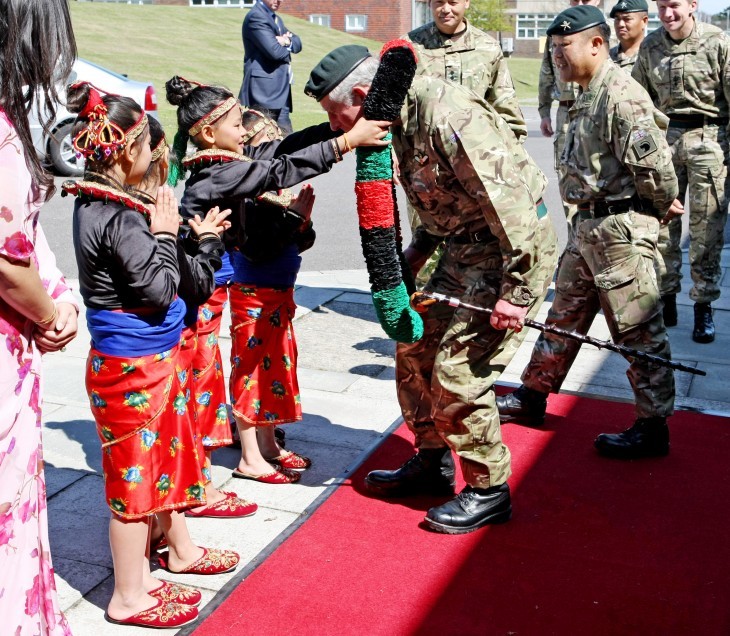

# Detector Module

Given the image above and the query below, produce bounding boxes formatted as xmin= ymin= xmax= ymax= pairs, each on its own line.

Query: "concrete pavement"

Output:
xmin=41 ymin=251 xmax=730 ymax=634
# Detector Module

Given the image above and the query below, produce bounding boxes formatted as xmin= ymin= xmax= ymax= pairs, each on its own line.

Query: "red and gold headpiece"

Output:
xmin=151 ymin=134 xmax=167 ymax=162
xmin=187 ymin=78 xmax=238 ymax=137
xmin=71 ymin=82 xmax=148 ymax=161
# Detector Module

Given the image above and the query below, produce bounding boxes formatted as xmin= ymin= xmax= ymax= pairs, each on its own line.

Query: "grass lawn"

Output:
xmin=69 ymin=4 xmax=542 ymax=134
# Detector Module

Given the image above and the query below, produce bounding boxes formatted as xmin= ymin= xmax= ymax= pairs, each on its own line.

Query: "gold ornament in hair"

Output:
xmin=151 ymin=134 xmax=167 ymax=162
xmin=241 ymin=106 xmax=283 ymax=144
xmin=188 ymin=97 xmax=238 ymax=137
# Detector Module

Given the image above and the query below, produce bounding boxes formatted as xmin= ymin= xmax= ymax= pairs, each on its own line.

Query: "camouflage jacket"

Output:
xmin=610 ymin=44 xmax=639 ymax=71
xmin=405 ymin=20 xmax=526 ymax=140
xmin=632 ymin=19 xmax=730 ymax=132
xmin=393 ymin=75 xmax=548 ymax=306
xmin=560 ymin=59 xmax=679 ymax=213
xmin=538 ymin=39 xmax=578 ymax=119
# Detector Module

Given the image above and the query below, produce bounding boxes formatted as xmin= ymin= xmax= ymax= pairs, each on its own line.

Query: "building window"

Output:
xmin=345 ymin=14 xmax=367 ymax=32
xmin=309 ymin=14 xmax=331 ymax=27
xmin=516 ymin=14 xmax=553 ymax=40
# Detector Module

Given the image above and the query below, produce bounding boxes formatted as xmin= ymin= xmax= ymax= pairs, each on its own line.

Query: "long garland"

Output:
xmin=355 ymin=40 xmax=423 ymax=343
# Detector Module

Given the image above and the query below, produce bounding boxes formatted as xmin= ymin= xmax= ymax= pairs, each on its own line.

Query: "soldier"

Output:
xmin=305 ymin=45 xmax=554 ymax=534
xmin=403 ymin=0 xmax=528 ymax=287
xmin=610 ymin=0 xmax=649 ymax=71
xmin=497 ymin=5 xmax=683 ymax=460
xmin=632 ymin=0 xmax=730 ymax=343
xmin=539 ymin=0 xmax=602 ymax=229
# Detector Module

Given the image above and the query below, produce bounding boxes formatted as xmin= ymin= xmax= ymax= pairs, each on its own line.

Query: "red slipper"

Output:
xmin=157 ymin=547 xmax=240 ymax=575
xmin=104 ymin=598 xmax=198 ymax=628
xmin=185 ymin=493 xmax=258 ymax=518
xmin=266 ymin=450 xmax=312 ymax=470
xmin=149 ymin=580 xmax=202 ymax=607
xmin=150 ymin=535 xmax=168 ymax=553
xmin=231 ymin=465 xmax=301 ymax=484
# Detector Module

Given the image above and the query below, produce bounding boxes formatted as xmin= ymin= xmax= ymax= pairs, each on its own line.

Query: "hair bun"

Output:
xmin=166 ymin=76 xmax=196 ymax=106
xmin=66 ymin=81 xmax=92 ymax=115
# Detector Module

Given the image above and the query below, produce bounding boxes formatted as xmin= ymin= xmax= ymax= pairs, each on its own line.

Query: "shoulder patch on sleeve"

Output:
xmin=631 ymin=134 xmax=658 ymax=160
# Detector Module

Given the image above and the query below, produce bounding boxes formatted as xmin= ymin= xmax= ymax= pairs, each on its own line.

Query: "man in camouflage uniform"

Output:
xmin=609 ymin=0 xmax=649 ymax=71
xmin=498 ymin=5 xmax=683 ymax=460
xmin=632 ymin=0 xmax=730 ymax=343
xmin=539 ymin=0 xmax=602 ymax=230
xmin=305 ymin=45 xmax=554 ymax=534
xmin=403 ymin=0 xmax=527 ymax=287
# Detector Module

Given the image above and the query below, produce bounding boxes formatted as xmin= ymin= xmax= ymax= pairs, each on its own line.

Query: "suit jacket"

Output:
xmin=239 ymin=1 xmax=302 ymax=111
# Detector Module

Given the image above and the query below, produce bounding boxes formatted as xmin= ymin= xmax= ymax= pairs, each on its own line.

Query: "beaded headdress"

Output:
xmin=241 ymin=107 xmax=283 ymax=144
xmin=150 ymin=134 xmax=167 ymax=162
xmin=71 ymin=82 xmax=148 ymax=162
xmin=189 ymin=96 xmax=239 ymax=136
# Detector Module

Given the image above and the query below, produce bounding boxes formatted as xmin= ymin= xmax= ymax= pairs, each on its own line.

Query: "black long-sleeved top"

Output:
xmin=176 ymin=232 xmax=225 ymax=309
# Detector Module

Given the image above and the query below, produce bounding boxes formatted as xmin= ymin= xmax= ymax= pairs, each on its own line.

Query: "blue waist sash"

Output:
xmin=86 ymin=297 xmax=186 ymax=357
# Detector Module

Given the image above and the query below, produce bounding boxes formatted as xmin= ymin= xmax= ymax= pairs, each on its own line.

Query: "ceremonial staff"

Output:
xmin=411 ymin=291 xmax=706 ymax=376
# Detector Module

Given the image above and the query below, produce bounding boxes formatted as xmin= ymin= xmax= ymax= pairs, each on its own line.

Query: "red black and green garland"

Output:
xmin=356 ymin=40 xmax=423 ymax=343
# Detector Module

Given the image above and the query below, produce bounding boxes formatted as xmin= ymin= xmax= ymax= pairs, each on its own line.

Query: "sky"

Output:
xmin=700 ymin=0 xmax=728 ymax=15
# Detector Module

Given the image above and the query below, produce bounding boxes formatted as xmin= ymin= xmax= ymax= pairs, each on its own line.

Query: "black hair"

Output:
xmin=165 ymin=75 xmax=234 ymax=185
xmin=586 ymin=23 xmax=612 ymax=48
xmin=136 ymin=116 xmax=166 ymax=193
xmin=0 ymin=0 xmax=76 ymax=200
xmin=66 ymin=82 xmax=146 ymax=172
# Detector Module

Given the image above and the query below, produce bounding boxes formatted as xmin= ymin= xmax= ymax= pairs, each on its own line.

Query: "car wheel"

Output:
xmin=48 ymin=122 xmax=84 ymax=176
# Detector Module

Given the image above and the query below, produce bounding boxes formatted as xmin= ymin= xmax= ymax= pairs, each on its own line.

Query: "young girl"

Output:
xmin=65 ymin=82 xmax=238 ymax=629
xmin=166 ymin=76 xmax=390 ymax=482
xmin=229 ymin=110 xmax=317 ymax=483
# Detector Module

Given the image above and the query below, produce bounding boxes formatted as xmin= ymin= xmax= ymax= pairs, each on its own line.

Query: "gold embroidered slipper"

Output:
xmin=104 ymin=598 xmax=198 ymax=628
xmin=231 ymin=466 xmax=301 ymax=484
xmin=157 ymin=547 xmax=240 ymax=575
xmin=266 ymin=450 xmax=312 ymax=470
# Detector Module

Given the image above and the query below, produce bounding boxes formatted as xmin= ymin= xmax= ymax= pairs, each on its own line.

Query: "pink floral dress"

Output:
xmin=0 ymin=110 xmax=76 ymax=634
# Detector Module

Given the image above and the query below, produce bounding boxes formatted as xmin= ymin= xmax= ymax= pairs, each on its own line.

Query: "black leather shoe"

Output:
xmin=496 ymin=385 xmax=548 ymax=425
xmin=594 ymin=417 xmax=669 ymax=459
xmin=692 ymin=303 xmax=715 ymax=343
xmin=424 ymin=484 xmax=512 ymax=534
xmin=364 ymin=448 xmax=455 ymax=497
xmin=661 ymin=294 xmax=677 ymax=327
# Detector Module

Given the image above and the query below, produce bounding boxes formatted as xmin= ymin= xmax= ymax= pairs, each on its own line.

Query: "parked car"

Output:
xmin=30 ymin=58 xmax=158 ymax=176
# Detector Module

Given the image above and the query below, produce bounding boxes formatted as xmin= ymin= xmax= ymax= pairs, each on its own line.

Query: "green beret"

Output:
xmin=305 ymin=45 xmax=372 ymax=102
xmin=609 ymin=0 xmax=649 ymax=17
xmin=546 ymin=5 xmax=606 ymax=37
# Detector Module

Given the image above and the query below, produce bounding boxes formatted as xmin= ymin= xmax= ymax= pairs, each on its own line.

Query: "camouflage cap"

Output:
xmin=546 ymin=5 xmax=606 ymax=36
xmin=305 ymin=45 xmax=372 ymax=101
xmin=609 ymin=0 xmax=649 ymax=18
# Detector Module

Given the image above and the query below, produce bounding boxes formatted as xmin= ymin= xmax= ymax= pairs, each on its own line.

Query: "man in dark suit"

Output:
xmin=239 ymin=0 xmax=301 ymax=134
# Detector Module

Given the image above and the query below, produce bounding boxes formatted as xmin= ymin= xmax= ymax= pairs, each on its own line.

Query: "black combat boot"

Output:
xmin=692 ymin=303 xmax=715 ymax=343
xmin=364 ymin=448 xmax=455 ymax=497
xmin=496 ymin=385 xmax=548 ymax=425
xmin=424 ymin=483 xmax=512 ymax=534
xmin=594 ymin=417 xmax=669 ymax=459
xmin=661 ymin=294 xmax=677 ymax=327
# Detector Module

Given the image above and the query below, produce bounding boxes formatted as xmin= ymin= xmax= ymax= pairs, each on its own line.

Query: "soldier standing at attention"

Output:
xmin=306 ymin=45 xmax=553 ymax=534
xmin=632 ymin=0 xmax=730 ymax=343
xmin=609 ymin=0 xmax=649 ymax=71
xmin=497 ymin=5 xmax=683 ymax=460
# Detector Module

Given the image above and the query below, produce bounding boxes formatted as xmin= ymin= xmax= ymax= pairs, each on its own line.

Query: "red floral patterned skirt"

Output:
xmin=229 ymin=284 xmax=301 ymax=425
xmin=192 ymin=286 xmax=232 ymax=449
xmin=86 ymin=345 xmax=206 ymax=519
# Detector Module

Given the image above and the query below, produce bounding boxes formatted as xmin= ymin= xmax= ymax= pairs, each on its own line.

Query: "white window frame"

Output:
xmin=309 ymin=14 xmax=331 ymax=27
xmin=516 ymin=13 xmax=553 ymax=40
xmin=345 ymin=14 xmax=368 ymax=32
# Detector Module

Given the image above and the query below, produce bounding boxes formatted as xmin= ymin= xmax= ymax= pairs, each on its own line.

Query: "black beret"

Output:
xmin=305 ymin=45 xmax=372 ymax=102
xmin=546 ymin=5 xmax=606 ymax=36
xmin=609 ymin=0 xmax=649 ymax=17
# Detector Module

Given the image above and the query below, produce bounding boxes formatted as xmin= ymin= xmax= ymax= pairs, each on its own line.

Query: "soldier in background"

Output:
xmin=609 ymin=0 xmax=649 ymax=70
xmin=632 ymin=0 xmax=730 ymax=343
xmin=538 ymin=0 xmax=602 ymax=230
xmin=306 ymin=45 xmax=554 ymax=534
xmin=498 ymin=5 xmax=683 ymax=460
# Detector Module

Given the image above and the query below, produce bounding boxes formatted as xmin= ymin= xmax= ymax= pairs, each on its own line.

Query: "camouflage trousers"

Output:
xmin=659 ymin=125 xmax=729 ymax=303
xmin=522 ymin=210 xmax=675 ymax=419
xmin=555 ymin=104 xmax=578 ymax=233
xmin=396 ymin=228 xmax=556 ymax=489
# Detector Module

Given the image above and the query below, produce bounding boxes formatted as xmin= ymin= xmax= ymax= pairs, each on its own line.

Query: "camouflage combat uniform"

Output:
xmin=632 ymin=20 xmax=730 ymax=303
xmin=392 ymin=76 xmax=556 ymax=488
xmin=609 ymin=44 xmax=639 ymax=71
xmin=522 ymin=59 xmax=679 ymax=419
xmin=404 ymin=20 xmax=529 ymax=286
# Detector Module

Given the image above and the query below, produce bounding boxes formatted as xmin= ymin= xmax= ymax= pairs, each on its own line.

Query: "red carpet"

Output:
xmin=193 ymin=394 xmax=730 ymax=636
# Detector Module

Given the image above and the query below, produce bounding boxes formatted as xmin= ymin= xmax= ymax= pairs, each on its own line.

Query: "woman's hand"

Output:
xmin=289 ymin=184 xmax=315 ymax=225
xmin=149 ymin=186 xmax=180 ymax=235
xmin=345 ymin=118 xmax=391 ymax=149
xmin=189 ymin=206 xmax=232 ymax=238
xmin=33 ymin=302 xmax=78 ymax=353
